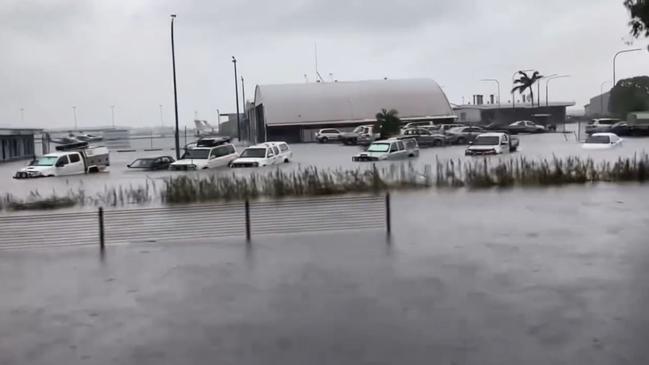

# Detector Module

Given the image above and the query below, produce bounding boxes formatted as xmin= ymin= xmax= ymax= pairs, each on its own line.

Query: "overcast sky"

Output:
xmin=1 ymin=0 xmax=648 ymax=129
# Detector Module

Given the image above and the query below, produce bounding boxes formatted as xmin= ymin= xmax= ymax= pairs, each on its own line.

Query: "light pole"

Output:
xmin=159 ymin=104 xmax=164 ymax=128
xmin=241 ymin=76 xmax=247 ymax=139
xmin=170 ymin=14 xmax=180 ymax=159
xmin=480 ymin=79 xmax=500 ymax=107
xmin=72 ymin=106 xmax=78 ymax=130
xmin=110 ymin=105 xmax=115 ymax=128
xmin=545 ymin=75 xmax=570 ymax=107
xmin=538 ymin=74 xmax=557 ymax=107
xmin=232 ymin=56 xmax=241 ymax=140
xmin=613 ymin=48 xmax=642 ymax=86
xmin=512 ymin=69 xmax=534 ymax=108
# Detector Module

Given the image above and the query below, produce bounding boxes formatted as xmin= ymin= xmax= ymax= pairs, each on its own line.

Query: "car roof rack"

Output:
xmin=55 ymin=141 xmax=89 ymax=151
xmin=196 ymin=136 xmax=231 ymax=147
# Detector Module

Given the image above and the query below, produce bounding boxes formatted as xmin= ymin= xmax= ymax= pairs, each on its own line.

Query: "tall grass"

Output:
xmin=2 ymin=154 xmax=649 ymax=211
xmin=436 ymin=154 xmax=649 ymax=188
xmin=161 ymin=164 xmax=432 ymax=203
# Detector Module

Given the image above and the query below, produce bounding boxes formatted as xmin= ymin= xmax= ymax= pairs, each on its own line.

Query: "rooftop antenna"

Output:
xmin=314 ymin=41 xmax=325 ymax=82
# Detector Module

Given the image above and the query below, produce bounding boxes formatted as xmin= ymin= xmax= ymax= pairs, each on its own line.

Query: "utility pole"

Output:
xmin=159 ymin=104 xmax=164 ymax=127
xmin=170 ymin=14 xmax=180 ymax=159
xmin=232 ymin=56 xmax=241 ymax=140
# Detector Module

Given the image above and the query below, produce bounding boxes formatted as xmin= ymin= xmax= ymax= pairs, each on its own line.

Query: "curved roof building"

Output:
xmin=248 ymin=78 xmax=456 ymax=142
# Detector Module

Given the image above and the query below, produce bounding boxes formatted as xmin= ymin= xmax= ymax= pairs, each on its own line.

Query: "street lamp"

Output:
xmin=480 ymin=79 xmax=500 ymax=107
xmin=159 ymin=104 xmax=164 ymax=128
xmin=110 ymin=105 xmax=115 ymax=128
xmin=512 ymin=69 xmax=534 ymax=108
xmin=538 ymin=74 xmax=557 ymax=107
xmin=613 ymin=48 xmax=642 ymax=86
xmin=72 ymin=106 xmax=78 ymax=130
xmin=170 ymin=14 xmax=180 ymax=159
xmin=232 ymin=56 xmax=241 ymax=140
xmin=545 ymin=75 xmax=570 ymax=107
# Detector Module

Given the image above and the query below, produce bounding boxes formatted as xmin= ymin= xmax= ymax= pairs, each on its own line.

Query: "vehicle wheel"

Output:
xmin=432 ymin=139 xmax=442 ymax=147
xmin=457 ymin=137 xmax=467 ymax=145
xmin=321 ymin=137 xmax=328 ymax=143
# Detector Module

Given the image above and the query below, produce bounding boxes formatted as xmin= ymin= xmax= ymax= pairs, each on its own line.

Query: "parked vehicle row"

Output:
xmin=586 ymin=120 xmax=649 ymax=137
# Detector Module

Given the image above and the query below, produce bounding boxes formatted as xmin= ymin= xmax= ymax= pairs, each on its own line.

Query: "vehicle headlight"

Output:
xmin=253 ymin=162 xmax=260 ymax=167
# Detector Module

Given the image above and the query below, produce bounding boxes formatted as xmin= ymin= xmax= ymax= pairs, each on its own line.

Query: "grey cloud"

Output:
xmin=0 ymin=0 xmax=94 ymax=39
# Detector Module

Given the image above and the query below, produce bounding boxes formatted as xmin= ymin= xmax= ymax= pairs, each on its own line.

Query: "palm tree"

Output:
xmin=512 ymin=71 xmax=543 ymax=106
xmin=375 ymin=108 xmax=401 ymax=139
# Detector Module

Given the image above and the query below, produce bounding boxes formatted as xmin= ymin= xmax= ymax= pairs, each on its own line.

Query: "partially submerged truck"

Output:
xmin=14 ymin=141 xmax=110 ymax=178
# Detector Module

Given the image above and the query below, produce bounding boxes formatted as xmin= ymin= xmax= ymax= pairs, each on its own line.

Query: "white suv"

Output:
xmin=315 ymin=129 xmax=341 ymax=143
xmin=230 ymin=142 xmax=292 ymax=168
xmin=170 ymin=138 xmax=238 ymax=170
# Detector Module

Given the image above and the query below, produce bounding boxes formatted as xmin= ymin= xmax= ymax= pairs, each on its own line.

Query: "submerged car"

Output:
xmin=582 ymin=133 xmax=623 ymax=150
xmin=585 ymin=118 xmax=620 ymax=134
xmin=465 ymin=133 xmax=519 ymax=156
xmin=127 ymin=156 xmax=175 ymax=170
xmin=506 ymin=120 xmax=546 ymax=134
xmin=399 ymin=128 xmax=447 ymax=147
xmin=445 ymin=126 xmax=485 ymax=145
xmin=169 ymin=138 xmax=238 ymax=170
xmin=352 ymin=138 xmax=419 ymax=161
xmin=230 ymin=142 xmax=292 ymax=167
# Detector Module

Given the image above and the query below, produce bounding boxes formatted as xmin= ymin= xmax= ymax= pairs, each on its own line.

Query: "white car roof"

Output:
xmin=591 ymin=133 xmax=619 ymax=137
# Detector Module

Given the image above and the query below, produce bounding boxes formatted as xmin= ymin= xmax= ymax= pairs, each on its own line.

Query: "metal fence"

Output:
xmin=0 ymin=194 xmax=390 ymax=250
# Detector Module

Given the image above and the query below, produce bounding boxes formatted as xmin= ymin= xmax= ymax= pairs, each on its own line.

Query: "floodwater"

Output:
xmin=1 ymin=126 xmax=648 ymax=201
xmin=2 ymin=185 xmax=649 ymax=364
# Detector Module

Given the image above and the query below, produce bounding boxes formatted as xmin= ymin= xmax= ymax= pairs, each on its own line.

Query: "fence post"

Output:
xmin=245 ymin=200 xmax=251 ymax=241
xmin=98 ymin=207 xmax=105 ymax=251
xmin=385 ymin=193 xmax=391 ymax=235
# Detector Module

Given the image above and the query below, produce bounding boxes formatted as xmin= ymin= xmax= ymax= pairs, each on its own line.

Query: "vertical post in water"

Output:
xmin=385 ymin=193 xmax=391 ymax=235
xmin=98 ymin=207 xmax=105 ymax=251
xmin=245 ymin=200 xmax=251 ymax=241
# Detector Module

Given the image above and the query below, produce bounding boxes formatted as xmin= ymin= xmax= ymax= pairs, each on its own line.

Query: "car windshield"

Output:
xmin=240 ymin=148 xmax=267 ymax=158
xmin=367 ymin=143 xmax=390 ymax=153
xmin=129 ymin=159 xmax=154 ymax=168
xmin=472 ymin=136 xmax=501 ymax=146
xmin=181 ymin=149 xmax=210 ymax=159
xmin=585 ymin=135 xmax=611 ymax=144
xmin=29 ymin=156 xmax=58 ymax=166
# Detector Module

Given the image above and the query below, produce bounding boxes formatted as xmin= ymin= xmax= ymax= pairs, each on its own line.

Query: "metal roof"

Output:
xmin=254 ymin=78 xmax=454 ymax=126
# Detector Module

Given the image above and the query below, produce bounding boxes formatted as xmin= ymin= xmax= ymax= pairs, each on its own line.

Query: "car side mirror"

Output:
xmin=127 ymin=164 xmax=131 ymax=168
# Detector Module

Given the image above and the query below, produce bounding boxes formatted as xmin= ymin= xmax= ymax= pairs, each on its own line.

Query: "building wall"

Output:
xmin=480 ymin=106 xmax=567 ymax=125
xmin=0 ymin=134 xmax=35 ymax=162
xmin=585 ymin=92 xmax=610 ymax=116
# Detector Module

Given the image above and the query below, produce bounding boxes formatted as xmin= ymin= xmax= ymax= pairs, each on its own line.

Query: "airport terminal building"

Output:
xmin=247 ymin=78 xmax=456 ymax=143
